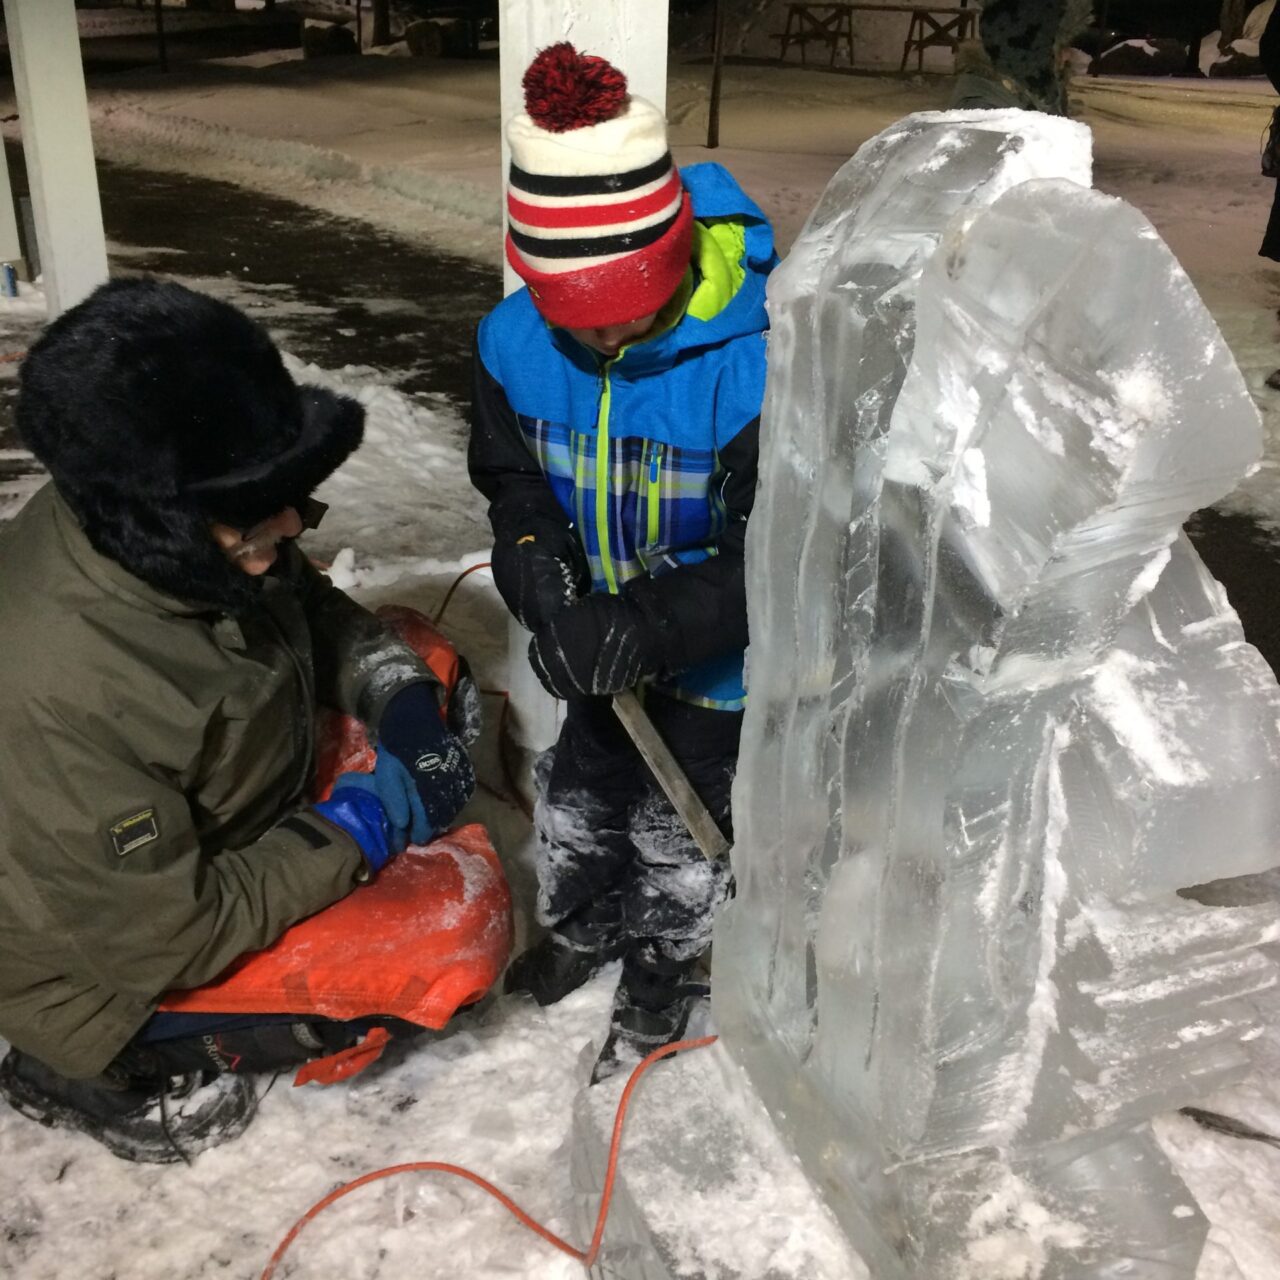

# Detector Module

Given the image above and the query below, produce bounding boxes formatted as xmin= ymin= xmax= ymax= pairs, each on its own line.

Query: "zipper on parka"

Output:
xmin=595 ymin=360 xmax=619 ymax=595
xmin=646 ymin=443 xmax=664 ymax=547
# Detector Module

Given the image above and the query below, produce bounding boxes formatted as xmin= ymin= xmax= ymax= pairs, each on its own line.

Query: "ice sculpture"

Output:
xmin=714 ymin=110 xmax=1280 ymax=1278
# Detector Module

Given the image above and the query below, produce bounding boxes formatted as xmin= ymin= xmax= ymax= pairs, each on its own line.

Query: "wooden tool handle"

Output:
xmin=611 ymin=689 xmax=731 ymax=862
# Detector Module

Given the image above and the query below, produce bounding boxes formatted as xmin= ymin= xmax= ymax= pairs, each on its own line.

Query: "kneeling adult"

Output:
xmin=0 ymin=279 xmax=475 ymax=1162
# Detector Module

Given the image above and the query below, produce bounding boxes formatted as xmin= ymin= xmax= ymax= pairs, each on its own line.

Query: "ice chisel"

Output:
xmin=1179 ymin=1106 xmax=1280 ymax=1149
xmin=611 ymin=689 xmax=731 ymax=862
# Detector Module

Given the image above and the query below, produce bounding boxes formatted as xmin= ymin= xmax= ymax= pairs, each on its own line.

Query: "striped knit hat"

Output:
xmin=505 ymin=43 xmax=694 ymax=330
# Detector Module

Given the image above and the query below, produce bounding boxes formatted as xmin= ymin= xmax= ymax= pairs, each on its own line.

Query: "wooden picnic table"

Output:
xmin=770 ymin=3 xmax=855 ymax=67
xmin=771 ymin=2 xmax=979 ymax=72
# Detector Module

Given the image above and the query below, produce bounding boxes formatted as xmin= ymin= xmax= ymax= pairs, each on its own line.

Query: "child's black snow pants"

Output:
xmin=534 ymin=691 xmax=740 ymax=963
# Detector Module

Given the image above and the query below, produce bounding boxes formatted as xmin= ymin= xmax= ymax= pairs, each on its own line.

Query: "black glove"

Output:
xmin=490 ymin=517 xmax=589 ymax=632
xmin=375 ymin=682 xmax=475 ymax=838
xmin=528 ymin=593 xmax=664 ymax=699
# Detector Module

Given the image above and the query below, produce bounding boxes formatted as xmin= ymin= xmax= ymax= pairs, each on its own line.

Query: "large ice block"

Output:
xmin=714 ymin=110 xmax=1280 ymax=1278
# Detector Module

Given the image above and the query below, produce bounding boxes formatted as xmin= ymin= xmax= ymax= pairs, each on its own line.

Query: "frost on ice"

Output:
xmin=713 ymin=111 xmax=1280 ymax=1278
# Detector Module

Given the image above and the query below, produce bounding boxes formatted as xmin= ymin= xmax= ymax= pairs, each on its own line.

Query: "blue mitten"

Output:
xmin=313 ymin=787 xmax=397 ymax=874
xmin=376 ymin=682 xmax=475 ymax=837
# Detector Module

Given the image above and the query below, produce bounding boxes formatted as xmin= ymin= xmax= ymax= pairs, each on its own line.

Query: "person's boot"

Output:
xmin=0 ymin=1046 xmax=256 ymax=1164
xmin=505 ymin=893 xmax=626 ymax=1006
xmin=590 ymin=949 xmax=710 ymax=1085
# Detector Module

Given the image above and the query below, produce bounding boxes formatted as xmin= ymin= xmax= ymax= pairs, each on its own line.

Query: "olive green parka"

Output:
xmin=0 ymin=485 xmax=433 ymax=1078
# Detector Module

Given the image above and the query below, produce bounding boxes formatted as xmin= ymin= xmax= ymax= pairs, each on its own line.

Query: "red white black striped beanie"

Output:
xmin=505 ymin=43 xmax=694 ymax=330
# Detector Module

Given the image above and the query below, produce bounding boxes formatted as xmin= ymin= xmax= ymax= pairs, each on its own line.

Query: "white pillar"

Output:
xmin=0 ymin=148 xmax=22 ymax=270
xmin=496 ymin=0 xmax=669 ymax=752
xmin=3 ymin=0 xmax=109 ymax=316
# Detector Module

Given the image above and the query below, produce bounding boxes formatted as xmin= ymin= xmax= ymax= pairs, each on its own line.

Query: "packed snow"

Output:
xmin=2 ymin=29 xmax=1280 ymax=1280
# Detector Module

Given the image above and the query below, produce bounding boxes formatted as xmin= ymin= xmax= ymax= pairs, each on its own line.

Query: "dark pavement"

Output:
xmin=0 ymin=145 xmax=501 ymax=514
xmin=92 ymin=157 xmax=500 ymax=404
xmin=1186 ymin=508 xmax=1280 ymax=669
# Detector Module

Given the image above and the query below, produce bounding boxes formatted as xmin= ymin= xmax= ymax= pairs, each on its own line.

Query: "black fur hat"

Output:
xmin=17 ymin=278 xmax=364 ymax=609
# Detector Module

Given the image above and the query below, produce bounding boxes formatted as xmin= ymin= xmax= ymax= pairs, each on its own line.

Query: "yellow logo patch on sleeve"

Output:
xmin=109 ymin=808 xmax=160 ymax=857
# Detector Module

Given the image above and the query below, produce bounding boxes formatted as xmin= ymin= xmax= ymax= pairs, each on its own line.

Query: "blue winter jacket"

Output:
xmin=470 ymin=163 xmax=777 ymax=709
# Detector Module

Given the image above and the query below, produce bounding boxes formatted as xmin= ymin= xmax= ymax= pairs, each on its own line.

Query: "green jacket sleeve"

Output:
xmin=10 ymin=701 xmax=368 ymax=1001
xmin=288 ymin=548 xmax=436 ymax=729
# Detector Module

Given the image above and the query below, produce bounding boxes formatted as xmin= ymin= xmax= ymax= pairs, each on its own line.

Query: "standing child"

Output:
xmin=469 ymin=43 xmax=776 ymax=1079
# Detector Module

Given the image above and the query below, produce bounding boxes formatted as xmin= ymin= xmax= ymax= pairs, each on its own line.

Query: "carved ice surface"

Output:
xmin=714 ymin=111 xmax=1280 ymax=1278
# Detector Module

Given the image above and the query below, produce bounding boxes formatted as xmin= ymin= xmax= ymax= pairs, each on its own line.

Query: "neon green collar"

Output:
xmin=688 ymin=220 xmax=747 ymax=322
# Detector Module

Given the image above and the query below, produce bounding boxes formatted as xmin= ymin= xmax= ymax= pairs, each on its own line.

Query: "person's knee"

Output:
xmin=624 ymin=856 xmax=730 ymax=953
xmin=534 ymin=784 xmax=628 ymax=849
xmin=628 ymin=789 xmax=733 ymax=865
xmin=533 ymin=780 xmax=640 ymax=926
xmin=533 ymin=834 xmax=633 ymax=926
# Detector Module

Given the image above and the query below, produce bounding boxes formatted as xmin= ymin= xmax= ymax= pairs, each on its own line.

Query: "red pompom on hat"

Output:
xmin=505 ymin=43 xmax=693 ymax=330
xmin=522 ymin=42 xmax=629 ymax=133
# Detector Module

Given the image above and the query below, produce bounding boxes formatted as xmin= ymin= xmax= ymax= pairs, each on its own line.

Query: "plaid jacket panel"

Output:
xmin=516 ymin=413 xmax=727 ymax=592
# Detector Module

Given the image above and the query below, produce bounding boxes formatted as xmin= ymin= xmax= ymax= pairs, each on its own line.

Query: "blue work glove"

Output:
xmin=313 ymin=787 xmax=397 ymax=874
xmin=329 ymin=753 xmax=430 ymax=849
xmin=376 ymin=682 xmax=476 ymax=838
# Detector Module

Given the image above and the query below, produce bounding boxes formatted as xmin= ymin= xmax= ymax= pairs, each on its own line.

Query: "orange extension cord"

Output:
xmin=430 ymin=560 xmax=492 ymax=628
xmin=260 ymin=1034 xmax=719 ymax=1278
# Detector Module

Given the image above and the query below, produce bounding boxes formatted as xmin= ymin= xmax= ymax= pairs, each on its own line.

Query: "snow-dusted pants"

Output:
xmin=533 ymin=693 xmax=739 ymax=962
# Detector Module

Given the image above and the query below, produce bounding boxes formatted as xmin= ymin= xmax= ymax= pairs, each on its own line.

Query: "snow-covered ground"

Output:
xmin=3 ymin=39 xmax=1280 ymax=1280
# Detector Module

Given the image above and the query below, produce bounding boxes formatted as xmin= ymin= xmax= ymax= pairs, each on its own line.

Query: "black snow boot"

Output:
xmin=590 ymin=950 xmax=710 ymax=1085
xmin=0 ymin=1047 xmax=257 ymax=1164
xmin=505 ymin=893 xmax=626 ymax=1006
